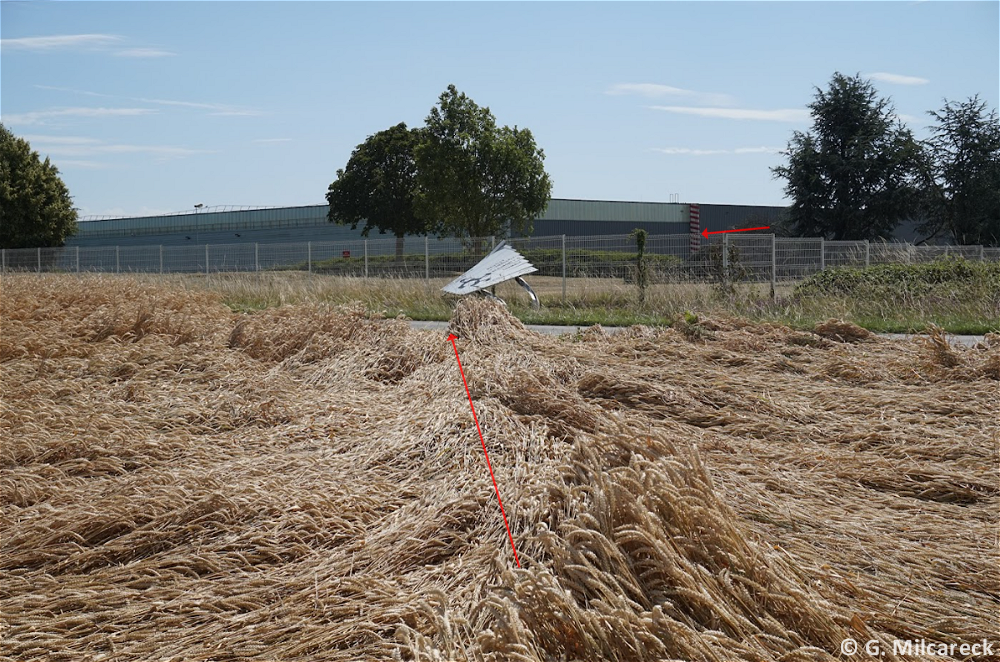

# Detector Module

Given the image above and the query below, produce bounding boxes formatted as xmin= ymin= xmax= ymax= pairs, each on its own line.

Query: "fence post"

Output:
xmin=865 ymin=240 xmax=870 ymax=268
xmin=980 ymin=245 xmax=985 ymax=262
xmin=160 ymin=245 xmax=164 ymax=274
xmin=364 ymin=239 xmax=368 ymax=278
xmin=307 ymin=242 xmax=311 ymax=274
xmin=2 ymin=249 xmax=5 ymax=273
xmin=116 ymin=246 xmax=120 ymax=274
xmin=425 ymin=235 xmax=430 ymax=281
xmin=490 ymin=235 xmax=495 ymax=250
xmin=770 ymin=234 xmax=776 ymax=300
xmin=819 ymin=238 xmax=825 ymax=272
xmin=76 ymin=246 xmax=80 ymax=273
xmin=943 ymin=245 xmax=949 ymax=258
xmin=562 ymin=234 xmax=567 ymax=306
xmin=722 ymin=234 xmax=729 ymax=282
xmin=255 ymin=243 xmax=260 ymax=272
xmin=37 ymin=247 xmax=41 ymax=273
xmin=205 ymin=244 xmax=209 ymax=275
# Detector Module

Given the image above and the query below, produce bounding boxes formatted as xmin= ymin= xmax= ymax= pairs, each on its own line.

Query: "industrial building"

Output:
xmin=67 ymin=199 xmax=790 ymax=248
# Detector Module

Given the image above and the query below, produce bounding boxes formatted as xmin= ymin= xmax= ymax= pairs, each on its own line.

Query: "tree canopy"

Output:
xmin=326 ymin=122 xmax=429 ymax=255
xmin=328 ymin=86 xmax=552 ymax=250
xmin=415 ymin=85 xmax=552 ymax=243
xmin=918 ymin=96 xmax=1000 ymax=246
xmin=0 ymin=124 xmax=78 ymax=249
xmin=771 ymin=73 xmax=924 ymax=241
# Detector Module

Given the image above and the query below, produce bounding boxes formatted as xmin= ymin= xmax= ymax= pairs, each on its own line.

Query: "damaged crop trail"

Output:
xmin=1 ymin=274 xmax=997 ymax=661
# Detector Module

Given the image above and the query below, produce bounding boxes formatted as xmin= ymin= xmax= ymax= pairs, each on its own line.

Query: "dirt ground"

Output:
xmin=2 ymin=274 xmax=997 ymax=661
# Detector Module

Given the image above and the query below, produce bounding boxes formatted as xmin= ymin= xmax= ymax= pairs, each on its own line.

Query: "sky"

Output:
xmin=1 ymin=1 xmax=997 ymax=218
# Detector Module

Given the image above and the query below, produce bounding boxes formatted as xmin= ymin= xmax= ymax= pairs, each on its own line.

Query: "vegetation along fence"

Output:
xmin=3 ymin=233 xmax=998 ymax=290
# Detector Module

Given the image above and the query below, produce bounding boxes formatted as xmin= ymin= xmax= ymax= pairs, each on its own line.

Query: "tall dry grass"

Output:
xmin=1 ymin=274 xmax=997 ymax=661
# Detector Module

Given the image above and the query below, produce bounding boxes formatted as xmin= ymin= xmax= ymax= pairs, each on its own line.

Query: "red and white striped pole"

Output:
xmin=689 ymin=203 xmax=700 ymax=252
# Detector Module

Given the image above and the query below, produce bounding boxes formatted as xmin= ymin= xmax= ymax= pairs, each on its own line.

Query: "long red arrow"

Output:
xmin=701 ymin=226 xmax=770 ymax=238
xmin=446 ymin=333 xmax=521 ymax=567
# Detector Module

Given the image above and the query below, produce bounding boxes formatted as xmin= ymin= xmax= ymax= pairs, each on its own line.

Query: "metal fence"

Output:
xmin=3 ymin=234 xmax=998 ymax=289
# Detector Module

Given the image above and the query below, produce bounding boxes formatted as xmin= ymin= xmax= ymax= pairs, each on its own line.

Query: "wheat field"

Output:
xmin=1 ymin=274 xmax=997 ymax=661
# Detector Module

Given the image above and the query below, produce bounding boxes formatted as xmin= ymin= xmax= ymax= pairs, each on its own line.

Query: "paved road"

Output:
xmin=409 ymin=320 xmax=986 ymax=347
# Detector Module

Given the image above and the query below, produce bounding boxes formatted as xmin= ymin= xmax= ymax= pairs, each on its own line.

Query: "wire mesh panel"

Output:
xmin=869 ymin=243 xmax=913 ymax=265
xmin=565 ymin=234 xmax=638 ymax=279
xmin=163 ymin=245 xmax=209 ymax=273
xmin=775 ymin=238 xmax=822 ymax=281
xmin=824 ymin=241 xmax=868 ymax=269
xmin=726 ymin=235 xmax=773 ymax=282
xmin=908 ymin=245 xmax=946 ymax=263
xmin=119 ymin=246 xmax=164 ymax=273
xmin=258 ymin=242 xmax=309 ymax=272
xmin=508 ymin=234 xmax=566 ymax=278
xmin=36 ymin=247 xmax=77 ymax=272
xmin=7 ymin=248 xmax=41 ymax=272
xmin=206 ymin=243 xmax=256 ymax=272
xmin=943 ymin=245 xmax=985 ymax=261
xmin=310 ymin=239 xmax=368 ymax=277
xmin=644 ymin=234 xmax=702 ymax=282
xmin=427 ymin=236 xmax=488 ymax=279
xmin=7 ymin=234 xmax=996 ymax=280
xmin=78 ymin=246 xmax=119 ymax=273
xmin=361 ymin=236 xmax=427 ymax=278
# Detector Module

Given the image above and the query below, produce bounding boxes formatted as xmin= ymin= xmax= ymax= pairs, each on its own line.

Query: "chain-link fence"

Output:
xmin=3 ymin=234 xmax=997 ymax=289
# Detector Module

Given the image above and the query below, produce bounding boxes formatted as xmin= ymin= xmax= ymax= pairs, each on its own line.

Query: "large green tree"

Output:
xmin=771 ymin=73 xmax=924 ymax=241
xmin=0 ymin=124 xmax=78 ymax=249
xmin=415 ymin=85 xmax=551 ymax=247
xmin=918 ymin=96 xmax=1000 ymax=246
xmin=326 ymin=122 xmax=429 ymax=259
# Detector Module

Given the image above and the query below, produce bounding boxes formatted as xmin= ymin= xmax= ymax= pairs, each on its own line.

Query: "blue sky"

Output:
xmin=2 ymin=1 xmax=997 ymax=218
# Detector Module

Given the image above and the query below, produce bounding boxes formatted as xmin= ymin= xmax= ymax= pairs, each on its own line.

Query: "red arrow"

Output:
xmin=701 ymin=226 xmax=770 ymax=238
xmin=446 ymin=333 xmax=521 ymax=567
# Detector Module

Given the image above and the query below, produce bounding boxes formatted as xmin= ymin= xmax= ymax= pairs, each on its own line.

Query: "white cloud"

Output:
xmin=607 ymin=83 xmax=734 ymax=106
xmin=136 ymin=97 xmax=228 ymax=110
xmin=25 ymin=134 xmax=210 ymax=161
xmin=94 ymin=144 xmax=208 ymax=158
xmin=652 ymin=146 xmax=782 ymax=156
xmin=34 ymin=85 xmax=111 ymax=98
xmin=51 ymin=159 xmax=106 ymax=169
xmin=2 ymin=107 xmax=158 ymax=126
xmin=649 ymin=105 xmax=810 ymax=122
xmin=21 ymin=135 xmax=103 ymax=146
xmin=30 ymin=88 xmax=263 ymax=118
xmin=867 ymin=72 xmax=929 ymax=86
xmin=1 ymin=34 xmax=122 ymax=51
xmin=115 ymin=48 xmax=175 ymax=58
xmin=210 ymin=109 xmax=266 ymax=117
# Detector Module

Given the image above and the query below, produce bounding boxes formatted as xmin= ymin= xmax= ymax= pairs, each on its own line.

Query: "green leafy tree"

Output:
xmin=415 ymin=85 xmax=551 ymax=251
xmin=0 ymin=124 xmax=78 ymax=249
xmin=771 ymin=73 xmax=924 ymax=241
xmin=326 ymin=123 xmax=429 ymax=260
xmin=918 ymin=96 xmax=1000 ymax=246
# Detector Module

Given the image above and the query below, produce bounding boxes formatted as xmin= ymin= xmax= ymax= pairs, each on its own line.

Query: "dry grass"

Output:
xmin=2 ymin=274 xmax=997 ymax=661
